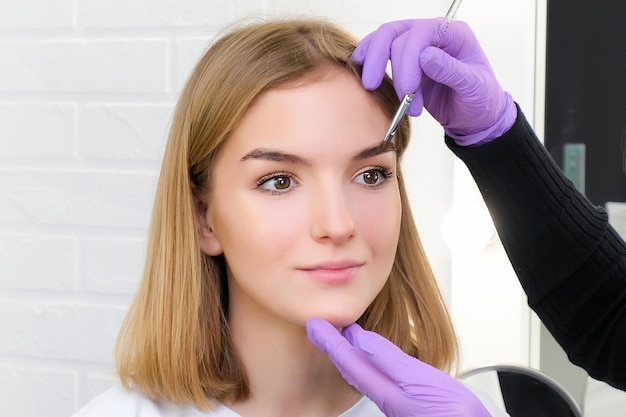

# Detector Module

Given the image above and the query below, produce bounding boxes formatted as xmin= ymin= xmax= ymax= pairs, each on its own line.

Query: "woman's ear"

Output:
xmin=193 ymin=191 xmax=223 ymax=256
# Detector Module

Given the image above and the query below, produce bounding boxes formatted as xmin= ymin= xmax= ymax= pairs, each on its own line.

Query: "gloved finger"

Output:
xmin=435 ymin=20 xmax=478 ymax=60
xmin=342 ymin=323 xmax=434 ymax=387
xmin=352 ymin=31 xmax=373 ymax=64
xmin=306 ymin=318 xmax=371 ymax=378
xmin=389 ymin=18 xmax=443 ymax=97
xmin=341 ymin=323 xmax=477 ymax=406
xmin=389 ymin=18 xmax=451 ymax=117
xmin=387 ymin=32 xmax=425 ymax=117
xmin=389 ymin=33 xmax=420 ymax=98
xmin=406 ymin=89 xmax=425 ymax=117
xmin=306 ymin=318 xmax=355 ymax=362
xmin=306 ymin=319 xmax=398 ymax=398
xmin=419 ymin=46 xmax=478 ymax=93
xmin=354 ymin=20 xmax=413 ymax=90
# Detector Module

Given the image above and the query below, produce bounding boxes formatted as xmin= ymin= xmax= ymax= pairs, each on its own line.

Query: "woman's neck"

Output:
xmin=226 ymin=311 xmax=361 ymax=417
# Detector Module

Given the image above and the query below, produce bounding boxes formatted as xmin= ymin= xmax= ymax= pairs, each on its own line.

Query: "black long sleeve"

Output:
xmin=446 ymin=105 xmax=626 ymax=390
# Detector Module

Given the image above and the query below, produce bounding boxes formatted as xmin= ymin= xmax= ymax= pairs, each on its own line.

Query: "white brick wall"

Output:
xmin=0 ymin=1 xmax=538 ymax=415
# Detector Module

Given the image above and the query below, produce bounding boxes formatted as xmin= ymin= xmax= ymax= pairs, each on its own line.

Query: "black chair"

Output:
xmin=459 ymin=365 xmax=583 ymax=417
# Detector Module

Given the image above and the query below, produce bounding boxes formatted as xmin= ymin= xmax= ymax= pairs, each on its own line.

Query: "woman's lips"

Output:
xmin=297 ymin=261 xmax=363 ymax=284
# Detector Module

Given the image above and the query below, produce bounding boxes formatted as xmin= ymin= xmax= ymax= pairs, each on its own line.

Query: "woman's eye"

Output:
xmin=354 ymin=167 xmax=393 ymax=187
xmin=256 ymin=173 xmax=296 ymax=193
xmin=362 ymin=170 xmax=380 ymax=185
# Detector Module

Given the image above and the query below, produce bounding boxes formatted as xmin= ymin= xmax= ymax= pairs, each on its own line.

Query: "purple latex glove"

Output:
xmin=353 ymin=18 xmax=516 ymax=146
xmin=306 ymin=318 xmax=492 ymax=417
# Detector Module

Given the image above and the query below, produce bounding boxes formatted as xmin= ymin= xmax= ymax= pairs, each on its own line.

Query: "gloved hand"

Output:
xmin=306 ymin=318 xmax=492 ymax=417
xmin=353 ymin=18 xmax=517 ymax=145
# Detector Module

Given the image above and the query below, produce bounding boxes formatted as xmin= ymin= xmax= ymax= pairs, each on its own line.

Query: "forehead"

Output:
xmin=222 ymin=69 xmax=391 ymax=157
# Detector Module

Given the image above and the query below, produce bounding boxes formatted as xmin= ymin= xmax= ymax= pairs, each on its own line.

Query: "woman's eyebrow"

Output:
xmin=241 ymin=142 xmax=395 ymax=164
xmin=353 ymin=142 xmax=396 ymax=161
xmin=241 ymin=149 xmax=311 ymax=165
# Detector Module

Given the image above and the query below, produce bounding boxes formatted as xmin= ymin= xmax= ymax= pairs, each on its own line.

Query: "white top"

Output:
xmin=73 ymin=383 xmax=510 ymax=417
xmin=73 ymin=385 xmax=384 ymax=416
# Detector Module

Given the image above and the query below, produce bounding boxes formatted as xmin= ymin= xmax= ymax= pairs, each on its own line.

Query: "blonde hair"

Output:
xmin=115 ymin=17 xmax=457 ymax=409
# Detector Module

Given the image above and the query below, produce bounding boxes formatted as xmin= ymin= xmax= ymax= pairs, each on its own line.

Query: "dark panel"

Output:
xmin=545 ymin=0 xmax=626 ymax=205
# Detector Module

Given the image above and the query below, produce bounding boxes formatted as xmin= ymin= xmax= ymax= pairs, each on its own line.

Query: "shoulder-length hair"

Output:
xmin=115 ymin=17 xmax=457 ymax=409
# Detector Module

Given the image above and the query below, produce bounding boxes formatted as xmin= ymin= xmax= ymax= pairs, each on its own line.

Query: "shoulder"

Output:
xmin=72 ymin=384 xmax=237 ymax=417
xmin=72 ymin=385 xmax=163 ymax=417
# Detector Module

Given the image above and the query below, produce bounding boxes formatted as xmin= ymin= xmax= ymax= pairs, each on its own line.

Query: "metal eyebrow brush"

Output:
xmin=381 ymin=0 xmax=463 ymax=148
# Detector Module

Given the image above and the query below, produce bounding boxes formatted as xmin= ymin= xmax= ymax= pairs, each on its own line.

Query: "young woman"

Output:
xmin=73 ymin=18 xmax=505 ymax=417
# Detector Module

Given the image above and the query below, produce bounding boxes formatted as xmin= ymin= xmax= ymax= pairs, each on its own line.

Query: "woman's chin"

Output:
xmin=306 ymin=311 xmax=364 ymax=329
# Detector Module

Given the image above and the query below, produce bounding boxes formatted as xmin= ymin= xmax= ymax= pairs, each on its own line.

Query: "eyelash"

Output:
xmin=354 ymin=165 xmax=394 ymax=187
xmin=255 ymin=171 xmax=297 ymax=195
xmin=254 ymin=165 xmax=395 ymax=195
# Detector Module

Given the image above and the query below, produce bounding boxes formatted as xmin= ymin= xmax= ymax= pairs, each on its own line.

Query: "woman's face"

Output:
xmin=198 ymin=68 xmax=401 ymax=329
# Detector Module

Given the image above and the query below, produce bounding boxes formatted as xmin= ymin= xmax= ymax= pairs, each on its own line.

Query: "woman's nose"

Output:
xmin=310 ymin=186 xmax=356 ymax=244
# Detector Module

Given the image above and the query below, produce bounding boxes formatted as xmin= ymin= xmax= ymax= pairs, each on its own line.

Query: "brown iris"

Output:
xmin=362 ymin=170 xmax=380 ymax=185
xmin=273 ymin=176 xmax=291 ymax=190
